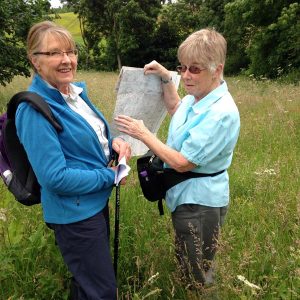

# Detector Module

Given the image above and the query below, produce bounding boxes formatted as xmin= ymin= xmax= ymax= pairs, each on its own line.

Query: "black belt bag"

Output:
xmin=137 ymin=150 xmax=225 ymax=215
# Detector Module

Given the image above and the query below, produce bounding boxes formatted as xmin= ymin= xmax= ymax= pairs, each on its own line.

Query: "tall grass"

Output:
xmin=0 ymin=72 xmax=299 ymax=299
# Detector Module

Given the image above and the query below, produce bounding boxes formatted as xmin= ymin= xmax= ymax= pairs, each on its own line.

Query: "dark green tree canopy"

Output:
xmin=64 ymin=0 xmax=161 ymax=70
xmin=0 ymin=0 xmax=51 ymax=86
xmin=224 ymin=0 xmax=299 ymax=77
xmin=1 ymin=0 xmax=299 ymax=84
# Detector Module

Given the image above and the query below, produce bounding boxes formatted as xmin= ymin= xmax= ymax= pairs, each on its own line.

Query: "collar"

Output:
xmin=61 ymin=84 xmax=83 ymax=103
xmin=191 ymin=80 xmax=228 ymax=114
xmin=41 ymin=79 xmax=83 ymax=102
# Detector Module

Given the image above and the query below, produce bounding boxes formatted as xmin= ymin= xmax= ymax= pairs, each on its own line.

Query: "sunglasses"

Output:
xmin=176 ymin=65 xmax=206 ymax=74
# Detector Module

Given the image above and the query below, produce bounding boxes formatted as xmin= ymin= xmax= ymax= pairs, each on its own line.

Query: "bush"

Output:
xmin=246 ymin=3 xmax=300 ymax=79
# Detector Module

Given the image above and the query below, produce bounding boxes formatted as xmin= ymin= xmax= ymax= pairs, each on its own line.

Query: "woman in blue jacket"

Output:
xmin=115 ymin=28 xmax=240 ymax=288
xmin=16 ymin=21 xmax=130 ymax=299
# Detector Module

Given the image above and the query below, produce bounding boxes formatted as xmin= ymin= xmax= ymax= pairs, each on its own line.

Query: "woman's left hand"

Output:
xmin=114 ymin=115 xmax=149 ymax=141
xmin=112 ymin=137 xmax=131 ymax=162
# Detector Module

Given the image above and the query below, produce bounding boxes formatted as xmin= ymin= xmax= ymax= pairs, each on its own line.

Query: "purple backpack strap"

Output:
xmin=0 ymin=112 xmax=11 ymax=173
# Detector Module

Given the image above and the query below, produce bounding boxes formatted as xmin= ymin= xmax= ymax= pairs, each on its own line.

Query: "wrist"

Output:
xmin=161 ymin=74 xmax=172 ymax=84
xmin=140 ymin=129 xmax=154 ymax=145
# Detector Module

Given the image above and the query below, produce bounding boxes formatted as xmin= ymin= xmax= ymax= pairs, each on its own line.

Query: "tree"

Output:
xmin=246 ymin=3 xmax=300 ymax=78
xmin=152 ymin=0 xmax=231 ymax=70
xmin=64 ymin=0 xmax=161 ymax=70
xmin=63 ymin=0 xmax=299 ymax=80
xmin=159 ymin=0 xmax=230 ymax=37
xmin=114 ymin=0 xmax=162 ymax=68
xmin=0 ymin=0 xmax=51 ymax=86
xmin=149 ymin=17 xmax=181 ymax=70
xmin=224 ymin=0 xmax=299 ymax=77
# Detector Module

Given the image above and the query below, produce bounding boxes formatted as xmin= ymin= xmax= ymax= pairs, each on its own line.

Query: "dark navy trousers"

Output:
xmin=50 ymin=206 xmax=117 ymax=300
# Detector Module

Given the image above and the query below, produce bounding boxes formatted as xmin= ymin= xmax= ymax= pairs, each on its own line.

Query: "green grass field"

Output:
xmin=52 ymin=12 xmax=83 ymax=45
xmin=0 ymin=72 xmax=299 ymax=299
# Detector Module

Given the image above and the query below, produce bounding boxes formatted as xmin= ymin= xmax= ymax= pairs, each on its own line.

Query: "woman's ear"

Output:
xmin=212 ymin=64 xmax=224 ymax=80
xmin=215 ymin=64 xmax=224 ymax=77
xmin=30 ymin=55 xmax=40 ymax=71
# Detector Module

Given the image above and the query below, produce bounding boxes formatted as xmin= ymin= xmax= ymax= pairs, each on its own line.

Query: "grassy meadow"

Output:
xmin=53 ymin=12 xmax=83 ymax=45
xmin=0 ymin=72 xmax=299 ymax=300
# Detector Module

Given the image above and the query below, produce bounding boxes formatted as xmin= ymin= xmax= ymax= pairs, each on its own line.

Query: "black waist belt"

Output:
xmin=163 ymin=169 xmax=226 ymax=192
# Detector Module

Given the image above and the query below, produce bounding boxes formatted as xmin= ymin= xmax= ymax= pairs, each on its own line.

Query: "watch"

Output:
xmin=161 ymin=76 xmax=172 ymax=84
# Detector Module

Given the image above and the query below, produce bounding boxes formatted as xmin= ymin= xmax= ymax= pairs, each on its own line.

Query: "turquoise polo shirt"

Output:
xmin=165 ymin=81 xmax=240 ymax=212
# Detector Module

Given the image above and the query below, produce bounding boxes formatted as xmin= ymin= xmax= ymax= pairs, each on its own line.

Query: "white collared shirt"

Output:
xmin=61 ymin=84 xmax=110 ymax=159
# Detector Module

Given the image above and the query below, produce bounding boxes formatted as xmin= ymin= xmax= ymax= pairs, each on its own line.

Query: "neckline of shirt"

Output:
xmin=42 ymin=79 xmax=83 ymax=102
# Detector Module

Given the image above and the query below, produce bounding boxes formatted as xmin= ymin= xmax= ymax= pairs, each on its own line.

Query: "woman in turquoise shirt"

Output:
xmin=115 ymin=28 xmax=240 ymax=288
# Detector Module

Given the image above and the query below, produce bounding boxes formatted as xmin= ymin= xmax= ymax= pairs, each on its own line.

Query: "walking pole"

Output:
xmin=113 ymin=152 xmax=120 ymax=279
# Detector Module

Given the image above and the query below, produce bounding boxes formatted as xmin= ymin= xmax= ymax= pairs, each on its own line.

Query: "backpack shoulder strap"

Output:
xmin=7 ymin=91 xmax=62 ymax=132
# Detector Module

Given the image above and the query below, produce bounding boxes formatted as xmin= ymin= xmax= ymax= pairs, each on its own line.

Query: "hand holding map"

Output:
xmin=110 ymin=66 xmax=180 ymax=156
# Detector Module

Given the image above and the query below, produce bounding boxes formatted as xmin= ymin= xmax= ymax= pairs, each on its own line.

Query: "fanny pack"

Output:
xmin=137 ymin=150 xmax=225 ymax=215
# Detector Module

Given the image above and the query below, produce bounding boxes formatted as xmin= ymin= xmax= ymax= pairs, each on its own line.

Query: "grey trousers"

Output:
xmin=171 ymin=204 xmax=228 ymax=285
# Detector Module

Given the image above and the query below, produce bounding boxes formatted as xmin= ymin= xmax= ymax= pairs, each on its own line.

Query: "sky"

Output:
xmin=49 ymin=0 xmax=62 ymax=8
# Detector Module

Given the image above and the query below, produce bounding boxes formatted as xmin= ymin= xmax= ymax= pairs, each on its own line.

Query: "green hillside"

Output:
xmin=53 ymin=12 xmax=83 ymax=45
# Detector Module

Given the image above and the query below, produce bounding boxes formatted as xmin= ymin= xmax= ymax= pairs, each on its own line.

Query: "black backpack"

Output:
xmin=0 ymin=91 xmax=62 ymax=206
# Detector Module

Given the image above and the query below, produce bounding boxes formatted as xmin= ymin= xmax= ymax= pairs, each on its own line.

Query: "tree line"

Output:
xmin=0 ymin=0 xmax=299 ymax=86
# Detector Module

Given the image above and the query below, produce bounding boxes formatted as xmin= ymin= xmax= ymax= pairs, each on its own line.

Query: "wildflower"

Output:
xmin=263 ymin=168 xmax=276 ymax=175
xmin=237 ymin=275 xmax=261 ymax=290
xmin=0 ymin=208 xmax=7 ymax=222
xmin=255 ymin=168 xmax=276 ymax=176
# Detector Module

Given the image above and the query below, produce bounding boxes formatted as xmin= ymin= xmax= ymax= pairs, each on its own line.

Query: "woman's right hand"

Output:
xmin=144 ymin=60 xmax=171 ymax=82
xmin=109 ymin=165 xmax=127 ymax=185
xmin=114 ymin=115 xmax=149 ymax=141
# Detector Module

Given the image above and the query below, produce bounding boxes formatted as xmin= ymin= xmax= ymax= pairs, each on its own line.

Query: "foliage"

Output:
xmin=223 ymin=0 xmax=250 ymax=74
xmin=0 ymin=0 xmax=299 ymax=83
xmin=113 ymin=0 xmax=162 ymax=68
xmin=224 ymin=0 xmax=299 ymax=77
xmin=149 ymin=0 xmax=231 ymax=70
xmin=0 ymin=72 xmax=299 ymax=299
xmin=246 ymin=3 xmax=300 ymax=79
xmin=0 ymin=0 xmax=52 ymax=86
xmin=148 ymin=18 xmax=181 ymax=70
xmin=161 ymin=0 xmax=229 ymax=37
xmin=63 ymin=0 xmax=161 ymax=70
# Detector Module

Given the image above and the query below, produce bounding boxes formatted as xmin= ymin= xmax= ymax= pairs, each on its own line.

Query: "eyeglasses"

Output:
xmin=33 ymin=49 xmax=78 ymax=58
xmin=176 ymin=65 xmax=206 ymax=74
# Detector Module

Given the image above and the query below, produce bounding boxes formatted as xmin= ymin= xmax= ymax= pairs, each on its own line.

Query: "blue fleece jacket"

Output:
xmin=15 ymin=74 xmax=115 ymax=224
